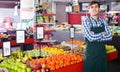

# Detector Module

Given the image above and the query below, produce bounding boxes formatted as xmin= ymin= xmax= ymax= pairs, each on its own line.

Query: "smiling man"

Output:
xmin=82 ymin=1 xmax=112 ymax=72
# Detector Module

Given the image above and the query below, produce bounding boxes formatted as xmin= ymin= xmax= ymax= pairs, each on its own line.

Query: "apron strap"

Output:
xmin=88 ymin=16 xmax=93 ymax=28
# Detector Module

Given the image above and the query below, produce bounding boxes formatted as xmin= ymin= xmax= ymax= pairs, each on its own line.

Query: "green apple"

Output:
xmin=21 ymin=64 xmax=27 ymax=69
xmin=21 ymin=69 xmax=26 ymax=72
xmin=26 ymin=67 xmax=32 ymax=72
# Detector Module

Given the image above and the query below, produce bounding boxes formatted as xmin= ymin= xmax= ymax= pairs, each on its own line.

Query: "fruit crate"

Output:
xmin=107 ymin=51 xmax=118 ymax=61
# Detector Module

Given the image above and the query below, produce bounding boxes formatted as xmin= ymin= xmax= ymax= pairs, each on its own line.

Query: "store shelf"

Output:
xmin=42 ymin=13 xmax=56 ymax=16
xmin=41 ymin=40 xmax=57 ymax=43
xmin=38 ymin=23 xmax=55 ymax=25
xmin=45 ymin=30 xmax=56 ymax=33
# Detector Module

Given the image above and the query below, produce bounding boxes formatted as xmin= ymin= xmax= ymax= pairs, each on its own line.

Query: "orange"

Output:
xmin=63 ymin=63 xmax=67 ymax=67
xmin=71 ymin=61 xmax=74 ymax=65
xmin=50 ymin=66 xmax=55 ymax=71
xmin=59 ymin=64 xmax=63 ymax=68
xmin=55 ymin=65 xmax=60 ymax=70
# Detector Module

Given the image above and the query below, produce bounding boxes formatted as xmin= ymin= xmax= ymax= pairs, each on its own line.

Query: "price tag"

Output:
xmin=16 ymin=30 xmax=25 ymax=43
xmin=70 ymin=26 xmax=75 ymax=39
xmin=2 ymin=41 xmax=11 ymax=57
xmin=36 ymin=27 xmax=44 ymax=40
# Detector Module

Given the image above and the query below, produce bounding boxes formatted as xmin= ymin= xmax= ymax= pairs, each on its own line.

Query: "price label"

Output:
xmin=2 ymin=41 xmax=11 ymax=57
xmin=16 ymin=30 xmax=25 ymax=43
xmin=36 ymin=27 xmax=44 ymax=39
xmin=70 ymin=26 xmax=75 ymax=39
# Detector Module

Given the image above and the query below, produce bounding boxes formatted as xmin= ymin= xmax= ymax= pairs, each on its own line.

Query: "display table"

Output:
xmin=51 ymin=51 xmax=118 ymax=72
xmin=52 ymin=62 xmax=83 ymax=72
xmin=106 ymin=36 xmax=120 ymax=60
xmin=107 ymin=51 xmax=118 ymax=61
xmin=52 ymin=31 xmax=120 ymax=60
xmin=0 ymin=38 xmax=34 ymax=48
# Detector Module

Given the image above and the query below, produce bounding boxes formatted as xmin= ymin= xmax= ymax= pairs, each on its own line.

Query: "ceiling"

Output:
xmin=0 ymin=0 xmax=119 ymax=8
xmin=78 ymin=0 xmax=120 ymax=2
xmin=0 ymin=0 xmax=20 ymax=8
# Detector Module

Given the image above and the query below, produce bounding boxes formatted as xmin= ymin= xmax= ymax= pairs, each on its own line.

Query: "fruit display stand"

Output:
xmin=0 ymin=38 xmax=34 ymax=48
xmin=51 ymin=51 xmax=118 ymax=72
xmin=52 ymin=62 xmax=83 ymax=72
xmin=106 ymin=36 xmax=120 ymax=60
xmin=51 ymin=52 xmax=118 ymax=72
xmin=105 ymin=45 xmax=118 ymax=61
xmin=107 ymin=51 xmax=118 ymax=61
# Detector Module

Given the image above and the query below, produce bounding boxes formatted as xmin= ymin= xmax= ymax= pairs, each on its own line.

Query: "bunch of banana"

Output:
xmin=0 ymin=53 xmax=4 ymax=60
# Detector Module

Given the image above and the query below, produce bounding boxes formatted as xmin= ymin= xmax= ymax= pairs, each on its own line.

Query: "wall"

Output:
xmin=0 ymin=8 xmax=20 ymax=23
xmin=56 ymin=2 xmax=68 ymax=24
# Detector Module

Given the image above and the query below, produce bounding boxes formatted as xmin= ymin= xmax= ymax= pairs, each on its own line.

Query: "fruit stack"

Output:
xmin=105 ymin=45 xmax=117 ymax=54
xmin=42 ymin=46 xmax=67 ymax=55
xmin=0 ymin=60 xmax=31 ymax=72
xmin=26 ymin=46 xmax=67 ymax=58
xmin=69 ymin=46 xmax=85 ymax=56
xmin=26 ymin=53 xmax=84 ymax=71
xmin=52 ymin=44 xmax=71 ymax=51
xmin=66 ymin=40 xmax=85 ymax=46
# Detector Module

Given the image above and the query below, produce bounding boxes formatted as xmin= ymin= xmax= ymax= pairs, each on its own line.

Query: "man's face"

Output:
xmin=89 ymin=4 xmax=100 ymax=16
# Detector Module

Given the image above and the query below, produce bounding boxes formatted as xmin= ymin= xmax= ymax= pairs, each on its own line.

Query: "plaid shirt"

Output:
xmin=82 ymin=16 xmax=112 ymax=42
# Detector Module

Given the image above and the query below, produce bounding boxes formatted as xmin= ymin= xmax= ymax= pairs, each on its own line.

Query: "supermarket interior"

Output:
xmin=0 ymin=0 xmax=120 ymax=72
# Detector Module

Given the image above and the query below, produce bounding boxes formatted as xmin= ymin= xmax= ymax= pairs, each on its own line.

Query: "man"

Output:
xmin=82 ymin=1 xmax=112 ymax=72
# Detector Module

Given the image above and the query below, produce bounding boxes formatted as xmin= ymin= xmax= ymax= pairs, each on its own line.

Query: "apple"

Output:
xmin=42 ymin=64 xmax=46 ymax=69
xmin=36 ymin=70 xmax=41 ymax=72
xmin=21 ymin=69 xmax=26 ymax=72
xmin=21 ymin=64 xmax=27 ymax=69
xmin=0 ymin=69 xmax=4 ymax=72
xmin=26 ymin=67 xmax=32 ymax=72
xmin=45 ymin=68 xmax=50 ymax=72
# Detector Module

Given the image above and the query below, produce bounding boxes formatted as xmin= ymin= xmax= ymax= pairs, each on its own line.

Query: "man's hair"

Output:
xmin=89 ymin=1 xmax=100 ymax=8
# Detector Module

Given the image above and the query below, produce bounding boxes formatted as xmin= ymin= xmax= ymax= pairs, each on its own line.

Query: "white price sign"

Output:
xmin=70 ymin=26 xmax=75 ymax=38
xmin=3 ymin=41 xmax=11 ymax=57
xmin=36 ymin=27 xmax=44 ymax=39
xmin=16 ymin=30 xmax=25 ymax=43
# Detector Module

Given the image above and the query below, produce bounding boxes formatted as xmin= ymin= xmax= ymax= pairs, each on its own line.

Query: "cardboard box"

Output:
xmin=73 ymin=5 xmax=80 ymax=12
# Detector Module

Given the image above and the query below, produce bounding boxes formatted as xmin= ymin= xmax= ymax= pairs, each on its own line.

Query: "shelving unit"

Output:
xmin=36 ymin=13 xmax=56 ymax=27
xmin=35 ymin=0 xmax=56 ymax=28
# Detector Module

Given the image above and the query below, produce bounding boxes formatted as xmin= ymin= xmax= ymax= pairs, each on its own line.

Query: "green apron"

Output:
xmin=84 ymin=21 xmax=108 ymax=72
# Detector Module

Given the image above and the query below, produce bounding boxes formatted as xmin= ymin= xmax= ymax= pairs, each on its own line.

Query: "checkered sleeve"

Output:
xmin=99 ymin=20 xmax=112 ymax=41
xmin=82 ymin=19 xmax=103 ymax=42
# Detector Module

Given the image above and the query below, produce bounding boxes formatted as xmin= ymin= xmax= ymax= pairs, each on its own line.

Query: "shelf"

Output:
xmin=41 ymin=13 xmax=56 ymax=16
xmin=38 ymin=23 xmax=55 ymax=24
xmin=41 ymin=40 xmax=57 ymax=43
xmin=35 ymin=23 xmax=55 ymax=27
xmin=45 ymin=30 xmax=56 ymax=33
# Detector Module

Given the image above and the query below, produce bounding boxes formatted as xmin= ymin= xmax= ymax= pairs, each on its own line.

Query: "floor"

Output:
xmin=108 ymin=59 xmax=120 ymax=72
